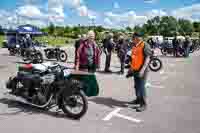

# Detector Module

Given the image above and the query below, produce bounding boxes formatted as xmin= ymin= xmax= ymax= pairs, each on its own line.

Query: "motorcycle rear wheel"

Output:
xmin=58 ymin=51 xmax=68 ymax=62
xmin=149 ymin=58 xmax=162 ymax=72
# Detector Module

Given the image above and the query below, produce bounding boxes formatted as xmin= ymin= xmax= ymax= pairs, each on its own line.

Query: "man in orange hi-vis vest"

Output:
xmin=127 ymin=32 xmax=152 ymax=112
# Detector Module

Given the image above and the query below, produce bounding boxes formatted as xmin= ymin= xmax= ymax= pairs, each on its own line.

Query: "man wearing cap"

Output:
xmin=75 ymin=31 xmax=100 ymax=73
xmin=127 ymin=33 xmax=152 ymax=112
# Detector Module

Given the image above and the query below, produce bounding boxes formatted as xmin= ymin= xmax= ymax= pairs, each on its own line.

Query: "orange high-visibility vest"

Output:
xmin=130 ymin=41 xmax=145 ymax=71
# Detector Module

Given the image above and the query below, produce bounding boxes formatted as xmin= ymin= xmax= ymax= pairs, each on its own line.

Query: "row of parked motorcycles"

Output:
xmin=160 ymin=42 xmax=200 ymax=57
xmin=8 ymin=44 xmax=68 ymax=64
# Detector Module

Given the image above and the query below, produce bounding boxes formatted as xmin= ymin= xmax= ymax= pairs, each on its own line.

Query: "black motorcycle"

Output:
xmin=161 ymin=44 xmax=174 ymax=56
xmin=23 ymin=47 xmax=43 ymax=64
xmin=149 ymin=51 xmax=163 ymax=72
xmin=44 ymin=48 xmax=68 ymax=62
xmin=125 ymin=50 xmax=162 ymax=72
xmin=6 ymin=62 xmax=88 ymax=119
xmin=8 ymin=44 xmax=21 ymax=56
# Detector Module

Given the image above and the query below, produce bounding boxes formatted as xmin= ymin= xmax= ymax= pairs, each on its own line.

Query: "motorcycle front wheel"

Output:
xmin=58 ymin=51 xmax=68 ymax=62
xmin=60 ymin=89 xmax=88 ymax=119
xmin=161 ymin=48 xmax=167 ymax=56
xmin=149 ymin=58 xmax=162 ymax=72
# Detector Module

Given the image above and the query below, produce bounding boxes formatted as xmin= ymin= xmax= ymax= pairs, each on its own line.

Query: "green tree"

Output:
xmin=125 ymin=26 xmax=133 ymax=32
xmin=193 ymin=22 xmax=200 ymax=32
xmin=178 ymin=19 xmax=194 ymax=36
xmin=159 ymin=16 xmax=178 ymax=37
xmin=49 ymin=22 xmax=55 ymax=35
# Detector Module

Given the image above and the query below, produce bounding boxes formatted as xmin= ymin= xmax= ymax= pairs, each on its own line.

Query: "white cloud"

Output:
xmin=77 ymin=5 xmax=88 ymax=16
xmin=105 ymin=11 xmax=148 ymax=27
xmin=114 ymin=2 xmax=120 ymax=9
xmin=48 ymin=0 xmax=66 ymax=24
xmin=104 ymin=18 xmax=113 ymax=25
xmin=17 ymin=5 xmax=46 ymax=19
xmin=172 ymin=4 xmax=200 ymax=21
xmin=144 ymin=0 xmax=158 ymax=4
xmin=146 ymin=9 xmax=167 ymax=19
xmin=64 ymin=0 xmax=83 ymax=8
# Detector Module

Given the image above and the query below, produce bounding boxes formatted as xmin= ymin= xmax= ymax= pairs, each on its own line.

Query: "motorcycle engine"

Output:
xmin=40 ymin=74 xmax=55 ymax=85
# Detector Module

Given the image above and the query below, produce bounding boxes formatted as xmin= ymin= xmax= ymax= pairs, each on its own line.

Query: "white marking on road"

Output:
xmin=160 ymin=70 xmax=165 ymax=75
xmin=103 ymin=108 xmax=142 ymax=123
xmin=146 ymin=82 xmax=164 ymax=89
xmin=103 ymin=108 xmax=121 ymax=121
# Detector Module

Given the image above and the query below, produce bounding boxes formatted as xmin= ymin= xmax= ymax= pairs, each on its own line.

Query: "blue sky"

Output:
xmin=0 ymin=0 xmax=200 ymax=28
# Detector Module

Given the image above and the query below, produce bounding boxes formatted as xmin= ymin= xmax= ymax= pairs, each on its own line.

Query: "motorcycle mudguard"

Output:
xmin=67 ymin=71 xmax=99 ymax=97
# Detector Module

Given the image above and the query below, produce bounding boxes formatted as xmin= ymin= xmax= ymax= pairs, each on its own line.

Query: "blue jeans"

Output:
xmin=134 ymin=73 xmax=147 ymax=98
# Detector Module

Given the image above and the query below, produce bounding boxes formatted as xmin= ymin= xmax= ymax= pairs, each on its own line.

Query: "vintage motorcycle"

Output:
xmin=125 ymin=49 xmax=162 ymax=72
xmin=8 ymin=44 xmax=21 ymax=56
xmin=44 ymin=48 xmax=68 ymax=62
xmin=22 ymin=47 xmax=43 ymax=64
xmin=6 ymin=62 xmax=99 ymax=119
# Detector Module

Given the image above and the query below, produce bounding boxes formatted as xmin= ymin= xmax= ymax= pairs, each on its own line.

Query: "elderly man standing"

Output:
xmin=75 ymin=31 xmax=100 ymax=73
xmin=127 ymin=33 xmax=152 ymax=112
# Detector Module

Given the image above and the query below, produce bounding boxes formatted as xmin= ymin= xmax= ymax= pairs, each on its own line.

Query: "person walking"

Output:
xmin=75 ymin=31 xmax=100 ymax=73
xmin=103 ymin=33 xmax=115 ymax=73
xmin=127 ymin=33 xmax=152 ymax=112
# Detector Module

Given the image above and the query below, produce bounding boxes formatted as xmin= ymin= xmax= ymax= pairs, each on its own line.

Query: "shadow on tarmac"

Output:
xmin=97 ymin=70 xmax=121 ymax=75
xmin=89 ymin=97 xmax=128 ymax=108
xmin=0 ymin=98 xmax=78 ymax=120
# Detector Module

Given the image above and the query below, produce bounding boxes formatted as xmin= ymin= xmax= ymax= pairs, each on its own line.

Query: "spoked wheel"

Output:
xmin=59 ymin=51 xmax=68 ymax=62
xmin=9 ymin=50 xmax=15 ymax=56
xmin=177 ymin=49 xmax=185 ymax=57
xmin=36 ymin=53 xmax=43 ymax=63
xmin=9 ymin=48 xmax=17 ymax=56
xmin=61 ymin=90 xmax=88 ymax=119
xmin=161 ymin=48 xmax=167 ymax=56
xmin=32 ymin=53 xmax=43 ymax=64
xmin=60 ymin=80 xmax=88 ymax=119
xmin=149 ymin=58 xmax=162 ymax=72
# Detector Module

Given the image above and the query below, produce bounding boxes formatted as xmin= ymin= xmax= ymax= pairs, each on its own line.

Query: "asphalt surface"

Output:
xmin=0 ymin=47 xmax=200 ymax=133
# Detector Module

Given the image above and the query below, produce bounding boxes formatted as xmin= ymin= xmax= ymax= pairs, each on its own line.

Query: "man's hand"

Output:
xmin=139 ymin=69 xmax=145 ymax=78
xmin=75 ymin=65 xmax=79 ymax=71
xmin=126 ymin=69 xmax=134 ymax=78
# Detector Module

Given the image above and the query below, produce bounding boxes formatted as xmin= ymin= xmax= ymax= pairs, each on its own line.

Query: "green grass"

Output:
xmin=0 ymin=35 xmax=5 ymax=47
xmin=35 ymin=36 xmax=75 ymax=47
xmin=0 ymin=35 xmax=75 ymax=47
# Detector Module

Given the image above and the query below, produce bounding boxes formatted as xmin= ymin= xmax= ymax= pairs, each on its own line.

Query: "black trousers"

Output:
xmin=105 ymin=52 xmax=112 ymax=71
xmin=118 ymin=54 xmax=126 ymax=73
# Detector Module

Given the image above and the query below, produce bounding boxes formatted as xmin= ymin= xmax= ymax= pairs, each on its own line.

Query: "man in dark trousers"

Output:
xmin=103 ymin=33 xmax=115 ymax=72
xmin=116 ymin=35 xmax=128 ymax=74
xmin=184 ymin=36 xmax=192 ymax=57
xmin=172 ymin=36 xmax=179 ymax=57
xmin=127 ymin=33 xmax=152 ymax=112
